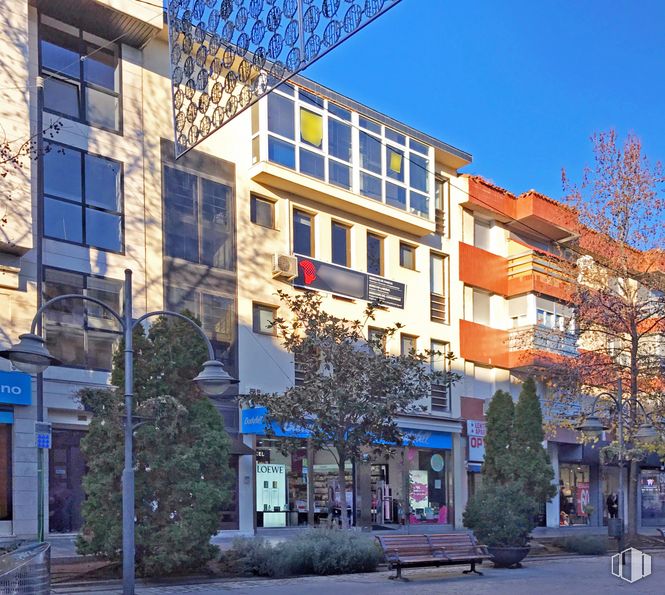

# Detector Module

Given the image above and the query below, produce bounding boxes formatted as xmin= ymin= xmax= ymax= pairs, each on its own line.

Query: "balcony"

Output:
xmin=508 ymin=325 xmax=578 ymax=369
xmin=459 ymin=243 xmax=508 ymax=295
xmin=459 ymin=320 xmax=510 ymax=368
xmin=507 ymin=251 xmax=573 ymax=301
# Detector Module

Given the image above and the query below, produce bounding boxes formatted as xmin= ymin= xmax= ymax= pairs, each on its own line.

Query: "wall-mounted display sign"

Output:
xmin=256 ymin=463 xmax=287 ymax=528
xmin=294 ymin=256 xmax=405 ymax=309
xmin=467 ymin=420 xmax=486 ymax=463
xmin=0 ymin=371 xmax=31 ymax=406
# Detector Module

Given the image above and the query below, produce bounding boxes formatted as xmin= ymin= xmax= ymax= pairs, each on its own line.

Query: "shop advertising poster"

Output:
xmin=409 ymin=470 xmax=429 ymax=509
xmin=576 ymin=481 xmax=590 ymax=516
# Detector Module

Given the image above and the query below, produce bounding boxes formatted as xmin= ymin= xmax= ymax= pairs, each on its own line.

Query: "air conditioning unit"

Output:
xmin=272 ymin=253 xmax=298 ymax=280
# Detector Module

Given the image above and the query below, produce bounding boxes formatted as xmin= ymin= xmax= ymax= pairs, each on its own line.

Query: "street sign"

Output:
xmin=35 ymin=422 xmax=52 ymax=449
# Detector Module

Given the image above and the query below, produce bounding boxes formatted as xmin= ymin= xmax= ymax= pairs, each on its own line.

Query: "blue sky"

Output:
xmin=303 ymin=0 xmax=665 ymax=200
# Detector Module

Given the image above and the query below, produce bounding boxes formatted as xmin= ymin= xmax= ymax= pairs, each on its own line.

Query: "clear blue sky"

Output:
xmin=303 ymin=0 xmax=665 ymax=200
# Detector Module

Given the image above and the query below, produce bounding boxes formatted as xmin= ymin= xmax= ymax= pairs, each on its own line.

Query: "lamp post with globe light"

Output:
xmin=0 ymin=269 xmax=237 ymax=595
xmin=575 ymin=378 xmax=658 ymax=552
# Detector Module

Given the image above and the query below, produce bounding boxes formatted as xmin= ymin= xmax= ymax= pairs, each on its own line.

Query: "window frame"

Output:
xmin=43 ymin=141 xmax=125 ymax=253
xmin=252 ymin=303 xmax=278 ymax=335
xmin=38 ymin=15 xmax=122 ymax=134
xmin=293 ymin=208 xmax=315 ymax=257
xmin=366 ymin=232 xmax=384 ymax=276
xmin=400 ymin=333 xmax=418 ymax=356
xmin=250 ymin=194 xmax=276 ymax=229
xmin=331 ymin=220 xmax=351 ymax=267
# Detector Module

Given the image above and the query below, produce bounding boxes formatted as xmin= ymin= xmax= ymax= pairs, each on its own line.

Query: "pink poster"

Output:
xmin=576 ymin=482 xmax=590 ymax=516
xmin=409 ymin=470 xmax=429 ymax=509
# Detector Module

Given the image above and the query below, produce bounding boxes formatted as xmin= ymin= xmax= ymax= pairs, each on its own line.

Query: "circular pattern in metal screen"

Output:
xmin=167 ymin=0 xmax=402 ymax=157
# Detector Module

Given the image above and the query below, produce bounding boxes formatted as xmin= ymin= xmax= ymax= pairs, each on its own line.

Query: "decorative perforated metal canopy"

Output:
xmin=167 ymin=0 xmax=403 ymax=157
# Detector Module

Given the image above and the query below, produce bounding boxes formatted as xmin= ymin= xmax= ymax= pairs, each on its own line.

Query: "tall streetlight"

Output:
xmin=0 ymin=269 xmax=237 ymax=595
xmin=575 ymin=378 xmax=658 ymax=551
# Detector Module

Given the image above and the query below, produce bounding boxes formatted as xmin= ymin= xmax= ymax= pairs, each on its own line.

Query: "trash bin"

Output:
xmin=608 ymin=518 xmax=624 ymax=538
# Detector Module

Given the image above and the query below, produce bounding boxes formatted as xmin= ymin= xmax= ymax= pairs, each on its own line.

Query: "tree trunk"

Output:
xmin=627 ymin=459 xmax=639 ymax=540
xmin=307 ymin=439 xmax=315 ymax=527
xmin=337 ymin=453 xmax=349 ymax=529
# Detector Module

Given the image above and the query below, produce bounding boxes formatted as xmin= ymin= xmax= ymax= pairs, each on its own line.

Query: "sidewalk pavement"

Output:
xmin=51 ymin=551 xmax=665 ymax=595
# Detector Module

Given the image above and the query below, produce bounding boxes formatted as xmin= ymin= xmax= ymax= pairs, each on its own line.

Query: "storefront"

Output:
xmin=640 ymin=468 xmax=665 ymax=527
xmin=243 ymin=407 xmax=457 ymax=528
xmin=559 ymin=464 xmax=591 ymax=526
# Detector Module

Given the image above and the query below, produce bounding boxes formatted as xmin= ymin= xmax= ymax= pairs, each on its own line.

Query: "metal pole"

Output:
xmin=35 ymin=75 xmax=45 ymax=543
xmin=617 ymin=377 xmax=624 ymax=553
xmin=122 ymin=269 xmax=135 ymax=595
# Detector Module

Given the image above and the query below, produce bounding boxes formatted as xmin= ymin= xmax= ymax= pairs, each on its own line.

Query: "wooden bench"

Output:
xmin=376 ymin=533 xmax=491 ymax=580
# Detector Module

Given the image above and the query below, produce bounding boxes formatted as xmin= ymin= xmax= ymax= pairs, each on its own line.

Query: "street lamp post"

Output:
xmin=0 ymin=269 xmax=237 ymax=595
xmin=576 ymin=378 xmax=658 ymax=551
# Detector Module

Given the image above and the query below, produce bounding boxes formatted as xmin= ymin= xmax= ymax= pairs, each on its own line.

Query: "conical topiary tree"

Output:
xmin=513 ymin=377 xmax=556 ymax=503
xmin=482 ymin=390 xmax=515 ymax=484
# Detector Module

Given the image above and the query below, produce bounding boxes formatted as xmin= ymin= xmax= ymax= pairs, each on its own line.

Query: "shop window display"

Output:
xmin=640 ymin=469 xmax=665 ymax=527
xmin=559 ymin=464 xmax=591 ymax=526
xmin=403 ymin=448 xmax=452 ymax=525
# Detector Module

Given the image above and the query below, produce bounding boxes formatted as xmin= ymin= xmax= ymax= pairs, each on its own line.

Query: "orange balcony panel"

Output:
xmin=514 ymin=191 xmax=578 ymax=241
xmin=507 ymin=272 xmax=572 ymax=301
xmin=459 ymin=242 xmax=508 ymax=295
xmin=460 ymin=320 xmax=509 ymax=368
xmin=508 ymin=349 xmax=571 ymax=370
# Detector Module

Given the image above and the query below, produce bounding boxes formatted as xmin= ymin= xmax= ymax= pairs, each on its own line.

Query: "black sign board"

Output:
xmin=294 ymin=256 xmax=405 ymax=309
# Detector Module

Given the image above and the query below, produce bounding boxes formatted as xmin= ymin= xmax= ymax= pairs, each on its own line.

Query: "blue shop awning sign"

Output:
xmin=0 ymin=371 xmax=31 ymax=406
xmin=242 ymin=407 xmax=452 ymax=449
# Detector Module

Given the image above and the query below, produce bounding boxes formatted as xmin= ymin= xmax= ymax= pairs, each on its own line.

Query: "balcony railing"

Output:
xmin=507 ymin=251 xmax=573 ymax=298
xmin=430 ymin=293 xmax=447 ymax=324
xmin=508 ymin=324 xmax=578 ymax=357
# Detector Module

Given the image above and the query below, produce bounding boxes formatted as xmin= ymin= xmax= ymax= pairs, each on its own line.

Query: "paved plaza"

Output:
xmin=52 ymin=551 xmax=665 ymax=595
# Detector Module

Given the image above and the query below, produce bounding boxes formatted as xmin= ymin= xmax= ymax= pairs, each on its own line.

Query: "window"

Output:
xmin=368 ymin=327 xmax=386 ymax=354
xmin=400 ymin=334 xmax=417 ymax=356
xmin=331 ymin=222 xmax=350 ymax=267
xmin=430 ymin=340 xmax=450 ymax=412
xmin=473 ymin=289 xmax=491 ymax=325
xmin=166 ymin=286 xmax=236 ymax=369
xmin=250 ymin=195 xmax=275 ymax=229
xmin=40 ymin=18 xmax=120 ymax=131
xmin=400 ymin=243 xmax=416 ymax=270
xmin=367 ymin=233 xmax=383 ymax=276
xmin=163 ymin=165 xmax=234 ymax=270
xmin=430 ymin=253 xmax=447 ymax=323
xmin=474 ymin=218 xmax=492 ymax=251
xmin=293 ymin=210 xmax=313 ymax=256
xmin=253 ymin=303 xmax=276 ymax=335
xmin=43 ymin=268 xmax=122 ymax=370
xmin=44 ymin=143 xmax=123 ymax=252
xmin=0 ymin=424 xmax=10 ymax=521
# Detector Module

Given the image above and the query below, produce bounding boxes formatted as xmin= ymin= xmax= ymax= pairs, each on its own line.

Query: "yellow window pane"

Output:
xmin=300 ymin=108 xmax=323 ymax=148
xmin=389 ymin=149 xmax=403 ymax=174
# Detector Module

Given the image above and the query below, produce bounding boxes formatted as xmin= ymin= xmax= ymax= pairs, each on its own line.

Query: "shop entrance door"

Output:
xmin=49 ymin=429 xmax=86 ymax=533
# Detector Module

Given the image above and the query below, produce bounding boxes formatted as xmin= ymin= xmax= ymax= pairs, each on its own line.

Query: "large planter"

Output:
xmin=487 ymin=545 xmax=530 ymax=568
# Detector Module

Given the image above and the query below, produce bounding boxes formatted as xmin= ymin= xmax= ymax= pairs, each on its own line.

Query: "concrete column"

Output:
xmin=12 ymin=404 xmax=38 ymax=538
xmin=546 ymin=442 xmax=560 ymax=528
xmin=238 ymin=433 xmax=256 ymax=535
xmin=452 ymin=433 xmax=464 ymax=528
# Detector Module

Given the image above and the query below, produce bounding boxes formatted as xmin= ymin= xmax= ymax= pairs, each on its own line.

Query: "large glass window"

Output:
xmin=163 ymin=165 xmax=234 ymax=270
xmin=43 ymin=268 xmax=122 ymax=370
xmin=331 ymin=222 xmax=349 ymax=267
xmin=367 ymin=233 xmax=383 ymax=276
xmin=40 ymin=19 xmax=120 ymax=131
xmin=293 ymin=210 xmax=313 ymax=256
xmin=44 ymin=143 xmax=123 ymax=252
xmin=0 ymin=424 xmax=11 ymax=521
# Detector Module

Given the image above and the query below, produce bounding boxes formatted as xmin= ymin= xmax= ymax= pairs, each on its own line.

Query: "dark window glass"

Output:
xmin=86 ymin=209 xmax=121 ymax=251
xmin=385 ymin=128 xmax=406 ymax=145
xmin=359 ymin=116 xmax=381 ymax=134
xmin=359 ymin=131 xmax=381 ymax=174
xmin=44 ymin=198 xmax=83 ymax=243
xmin=403 ymin=245 xmax=417 ymax=272
xmin=45 ymin=145 xmax=82 ymax=201
xmin=0 ymin=425 xmax=11 ymax=521
xmin=40 ymin=27 xmax=80 ymax=77
xmin=400 ymin=243 xmax=415 ymax=270
xmin=410 ymin=153 xmax=428 ymax=192
xmin=163 ymin=166 xmax=234 ymax=270
xmin=268 ymin=93 xmax=295 ymax=138
xmin=293 ymin=210 xmax=312 ymax=256
xmin=409 ymin=138 xmax=429 ymax=155
xmin=44 ymin=77 xmax=79 ymax=118
xmin=328 ymin=103 xmax=351 ymax=121
xmin=410 ymin=191 xmax=429 ymax=217
xmin=386 ymin=182 xmax=406 ymax=210
xmin=43 ymin=268 xmax=122 ymax=370
xmin=83 ymin=45 xmax=117 ymax=90
xmin=329 ymin=161 xmax=350 ymax=190
xmin=85 ymin=154 xmax=120 ymax=210
xmin=250 ymin=195 xmax=275 ymax=228
xmin=360 ymin=172 xmax=382 ymax=201
xmin=299 ymin=148 xmax=324 ymax=180
xmin=268 ymin=136 xmax=296 ymax=169
xmin=331 ymin=222 xmax=349 ymax=266
xmin=299 ymin=88 xmax=324 ymax=108
xmin=367 ymin=233 xmax=382 ymax=275
xmin=328 ymin=119 xmax=351 ymax=161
